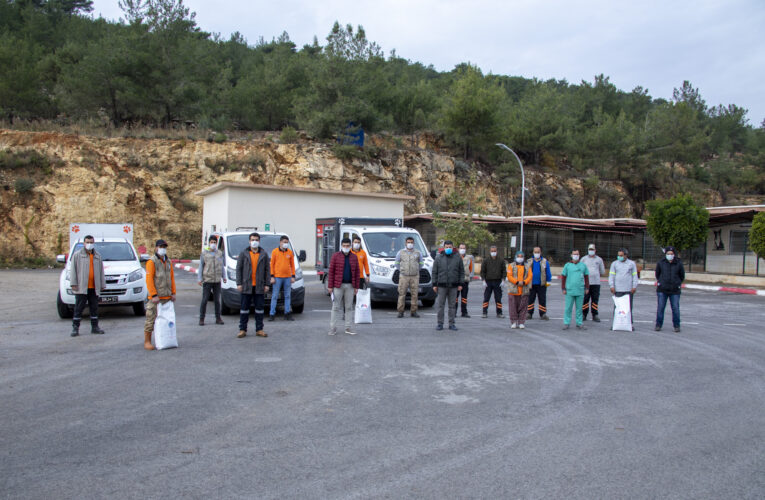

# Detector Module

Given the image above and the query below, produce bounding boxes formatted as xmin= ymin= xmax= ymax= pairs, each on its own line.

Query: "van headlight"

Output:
xmin=128 ymin=269 xmax=143 ymax=282
xmin=295 ymin=267 xmax=303 ymax=281
xmin=227 ymin=268 xmax=237 ymax=280
xmin=371 ymin=263 xmax=392 ymax=277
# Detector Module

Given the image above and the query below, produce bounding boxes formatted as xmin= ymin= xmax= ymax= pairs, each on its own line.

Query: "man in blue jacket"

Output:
xmin=654 ymin=246 xmax=686 ymax=332
xmin=527 ymin=246 xmax=553 ymax=320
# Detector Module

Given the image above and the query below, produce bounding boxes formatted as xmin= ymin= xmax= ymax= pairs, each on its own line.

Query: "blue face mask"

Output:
xmin=444 ymin=248 xmax=453 ymax=255
xmin=617 ymin=256 xmax=625 ymax=262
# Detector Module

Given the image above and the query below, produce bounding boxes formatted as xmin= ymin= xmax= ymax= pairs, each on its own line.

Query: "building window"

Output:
xmin=729 ymin=231 xmax=749 ymax=253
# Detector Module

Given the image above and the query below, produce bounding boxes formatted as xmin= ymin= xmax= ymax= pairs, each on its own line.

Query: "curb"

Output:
xmin=174 ymin=263 xmax=198 ymax=274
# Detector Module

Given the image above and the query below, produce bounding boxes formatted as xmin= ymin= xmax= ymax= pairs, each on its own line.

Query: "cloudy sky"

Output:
xmin=91 ymin=0 xmax=765 ymax=125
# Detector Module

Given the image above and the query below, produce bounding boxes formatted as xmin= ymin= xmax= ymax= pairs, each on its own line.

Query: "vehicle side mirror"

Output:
xmin=140 ymin=254 xmax=151 ymax=262
xmin=298 ymin=250 xmax=307 ymax=262
xmin=56 ymin=254 xmax=66 ymax=264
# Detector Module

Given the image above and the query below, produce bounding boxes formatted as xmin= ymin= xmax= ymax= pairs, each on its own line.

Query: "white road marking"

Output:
xmin=724 ymin=323 xmax=747 ymax=326
xmin=312 ymin=309 xmax=332 ymax=312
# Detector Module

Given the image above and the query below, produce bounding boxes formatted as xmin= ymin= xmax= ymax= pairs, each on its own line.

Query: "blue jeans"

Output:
xmin=270 ymin=277 xmax=292 ymax=315
xmin=239 ymin=293 xmax=265 ymax=332
xmin=656 ymin=292 xmax=680 ymax=328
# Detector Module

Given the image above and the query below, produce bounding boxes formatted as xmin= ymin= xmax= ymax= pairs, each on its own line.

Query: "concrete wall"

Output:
xmin=706 ymin=222 xmax=764 ymax=274
xmin=203 ymin=187 xmax=404 ymax=267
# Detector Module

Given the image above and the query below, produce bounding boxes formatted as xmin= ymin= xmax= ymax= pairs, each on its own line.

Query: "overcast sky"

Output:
xmin=91 ymin=0 xmax=765 ymax=125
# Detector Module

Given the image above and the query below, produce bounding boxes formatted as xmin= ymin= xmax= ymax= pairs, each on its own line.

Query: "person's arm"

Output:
xmin=352 ymin=254 xmax=360 ymax=291
xmin=70 ymin=253 xmax=79 ymax=290
xmin=394 ymin=250 xmax=401 ymax=270
xmin=290 ymin=250 xmax=296 ymax=278
xmin=679 ymin=261 xmax=685 ymax=283
xmin=328 ymin=254 xmax=335 ymax=292
xmin=561 ymin=275 xmax=567 ymax=294
xmin=418 ymin=252 xmax=425 ymax=268
xmin=197 ymin=252 xmax=204 ymax=282
xmin=146 ymin=259 xmax=157 ymax=298
xmin=170 ymin=264 xmax=177 ymax=296
xmin=631 ymin=262 xmax=639 ymax=290
xmin=99 ymin=256 xmax=106 ymax=290
xmin=608 ymin=262 xmax=616 ymax=290
xmin=362 ymin=252 xmax=369 ymax=277
xmin=264 ymin=254 xmax=271 ymax=290
xmin=584 ymin=273 xmax=590 ymax=289
xmin=545 ymin=262 xmax=552 ymax=283
xmin=598 ymin=258 xmax=606 ymax=277
xmin=480 ymin=259 xmax=486 ymax=280
xmin=236 ymin=253 xmax=243 ymax=288
xmin=270 ymin=249 xmax=277 ymax=277
xmin=220 ymin=254 xmax=227 ymax=282
xmin=654 ymin=261 xmax=662 ymax=283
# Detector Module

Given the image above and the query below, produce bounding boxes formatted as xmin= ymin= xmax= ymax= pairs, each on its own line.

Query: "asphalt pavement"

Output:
xmin=1 ymin=269 xmax=764 ymax=499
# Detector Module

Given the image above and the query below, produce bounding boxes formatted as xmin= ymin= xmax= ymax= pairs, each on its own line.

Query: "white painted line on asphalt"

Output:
xmin=685 ymin=322 xmax=700 ymax=325
xmin=724 ymin=323 xmax=747 ymax=326
xmin=312 ymin=309 xmax=332 ymax=312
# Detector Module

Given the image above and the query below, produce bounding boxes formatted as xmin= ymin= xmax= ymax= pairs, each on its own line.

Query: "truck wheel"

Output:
xmin=57 ymin=292 xmax=73 ymax=319
xmin=421 ymin=299 xmax=435 ymax=308
xmin=292 ymin=303 xmax=304 ymax=314
xmin=132 ymin=302 xmax=146 ymax=316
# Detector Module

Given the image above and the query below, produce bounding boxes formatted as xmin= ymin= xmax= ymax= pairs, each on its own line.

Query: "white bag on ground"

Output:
xmin=612 ymin=294 xmax=632 ymax=332
xmin=153 ymin=301 xmax=178 ymax=350
xmin=354 ymin=288 xmax=373 ymax=324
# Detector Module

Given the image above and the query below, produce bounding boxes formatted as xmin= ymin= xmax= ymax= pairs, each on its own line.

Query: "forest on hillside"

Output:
xmin=1 ymin=0 xmax=764 ymax=209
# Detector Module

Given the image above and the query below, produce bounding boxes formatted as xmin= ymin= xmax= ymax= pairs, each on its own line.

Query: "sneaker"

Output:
xmin=510 ymin=322 xmax=518 ymax=329
xmin=411 ymin=312 xmax=420 ymax=318
xmin=328 ymin=328 xmax=336 ymax=336
xmin=541 ymin=314 xmax=549 ymax=321
xmin=345 ymin=328 xmax=356 ymax=335
xmin=576 ymin=325 xmax=586 ymax=330
xmin=199 ymin=318 xmax=205 ymax=326
xmin=237 ymin=330 xmax=246 ymax=338
xmin=284 ymin=314 xmax=294 ymax=321
xmin=449 ymin=325 xmax=459 ymax=331
xmin=497 ymin=313 xmax=504 ymax=318
xmin=481 ymin=313 xmax=488 ymax=319
xmin=674 ymin=327 xmax=681 ymax=333
xmin=562 ymin=324 xmax=570 ymax=330
xmin=592 ymin=316 xmax=601 ymax=323
xmin=654 ymin=325 xmax=661 ymax=331
xmin=268 ymin=315 xmax=275 ymax=322
xmin=397 ymin=312 xmax=404 ymax=318
xmin=519 ymin=324 xmax=526 ymax=329
xmin=436 ymin=324 xmax=444 ymax=331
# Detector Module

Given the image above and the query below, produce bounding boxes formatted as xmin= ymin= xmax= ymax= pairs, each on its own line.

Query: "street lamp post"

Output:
xmin=496 ymin=143 xmax=525 ymax=254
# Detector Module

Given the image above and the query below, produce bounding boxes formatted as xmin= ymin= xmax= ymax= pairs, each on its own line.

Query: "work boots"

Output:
xmin=143 ymin=331 xmax=155 ymax=350
xmin=71 ymin=321 xmax=80 ymax=337
xmin=90 ymin=320 xmax=105 ymax=334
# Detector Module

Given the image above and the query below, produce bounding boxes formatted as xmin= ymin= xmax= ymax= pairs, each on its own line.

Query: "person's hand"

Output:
xmin=328 ymin=288 xmax=333 ymax=295
xmin=71 ymin=285 xmax=78 ymax=291
xmin=197 ymin=281 xmax=202 ymax=286
xmin=270 ymin=277 xmax=275 ymax=284
xmin=458 ymin=286 xmax=463 ymax=291
xmin=291 ymin=277 xmax=295 ymax=284
xmin=171 ymin=294 xmax=176 ymax=302
xmin=151 ymin=296 xmax=160 ymax=304
xmin=237 ymin=285 xmax=242 ymax=292
xmin=610 ymin=287 xmax=615 ymax=294
xmin=631 ymin=288 xmax=636 ymax=294
xmin=433 ymin=286 xmax=438 ymax=293
xmin=265 ymin=286 xmax=270 ymax=293
xmin=562 ymin=289 xmax=567 ymax=295
xmin=223 ymin=278 xmax=227 ymax=283
xmin=354 ymin=289 xmax=358 ymax=295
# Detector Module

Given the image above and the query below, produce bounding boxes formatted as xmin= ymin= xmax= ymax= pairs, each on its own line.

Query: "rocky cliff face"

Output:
xmin=0 ymin=129 xmax=638 ymax=260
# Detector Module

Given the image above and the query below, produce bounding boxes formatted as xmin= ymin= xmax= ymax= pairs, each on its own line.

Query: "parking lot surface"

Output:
xmin=1 ymin=269 xmax=764 ymax=499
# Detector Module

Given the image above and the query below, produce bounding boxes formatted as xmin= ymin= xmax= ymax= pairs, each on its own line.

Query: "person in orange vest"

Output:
xmin=144 ymin=239 xmax=176 ymax=350
xmin=351 ymin=235 xmax=370 ymax=289
xmin=507 ymin=251 xmax=532 ymax=329
xmin=70 ymin=234 xmax=106 ymax=337
xmin=269 ymin=235 xmax=296 ymax=321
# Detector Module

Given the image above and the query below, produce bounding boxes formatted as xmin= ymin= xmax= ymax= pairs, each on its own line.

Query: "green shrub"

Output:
xmin=14 ymin=178 xmax=35 ymax=193
xmin=211 ymin=133 xmax=227 ymax=143
xmin=0 ymin=150 xmax=51 ymax=171
xmin=279 ymin=126 xmax=298 ymax=144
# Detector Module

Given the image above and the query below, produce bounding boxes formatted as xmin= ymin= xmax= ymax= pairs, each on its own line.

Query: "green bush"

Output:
xmin=211 ymin=133 xmax=227 ymax=144
xmin=279 ymin=126 xmax=298 ymax=144
xmin=14 ymin=178 xmax=36 ymax=193
xmin=0 ymin=150 xmax=50 ymax=171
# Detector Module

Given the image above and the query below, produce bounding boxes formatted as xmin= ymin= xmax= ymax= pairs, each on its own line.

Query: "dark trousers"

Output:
xmin=239 ymin=293 xmax=265 ymax=332
xmin=200 ymin=282 xmax=222 ymax=319
xmin=527 ymin=284 xmax=548 ymax=318
xmin=73 ymin=289 xmax=99 ymax=327
xmin=656 ymin=292 xmax=680 ymax=328
xmin=614 ymin=291 xmax=634 ymax=323
xmin=582 ymin=284 xmax=601 ymax=319
xmin=455 ymin=281 xmax=469 ymax=315
xmin=483 ymin=280 xmax=503 ymax=314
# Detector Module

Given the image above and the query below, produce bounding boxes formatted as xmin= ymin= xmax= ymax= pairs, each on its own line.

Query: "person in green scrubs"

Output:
xmin=561 ymin=249 xmax=590 ymax=330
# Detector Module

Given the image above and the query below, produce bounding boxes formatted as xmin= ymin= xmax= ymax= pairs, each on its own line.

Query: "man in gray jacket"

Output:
xmin=235 ymin=232 xmax=271 ymax=339
xmin=609 ymin=248 xmax=639 ymax=330
xmin=70 ymin=235 xmax=106 ymax=337
xmin=198 ymin=235 xmax=227 ymax=326
xmin=581 ymin=243 xmax=606 ymax=322
xmin=431 ymin=241 xmax=463 ymax=331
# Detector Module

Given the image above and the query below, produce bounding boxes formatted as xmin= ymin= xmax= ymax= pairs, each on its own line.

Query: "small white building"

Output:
xmin=706 ymin=205 xmax=765 ymax=274
xmin=195 ymin=182 xmax=413 ymax=268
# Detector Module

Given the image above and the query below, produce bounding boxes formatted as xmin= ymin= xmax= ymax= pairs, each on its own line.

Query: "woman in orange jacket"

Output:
xmin=507 ymin=251 xmax=533 ymax=329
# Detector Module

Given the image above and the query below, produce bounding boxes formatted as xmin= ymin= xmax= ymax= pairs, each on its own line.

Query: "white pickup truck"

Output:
xmin=56 ymin=223 xmax=149 ymax=318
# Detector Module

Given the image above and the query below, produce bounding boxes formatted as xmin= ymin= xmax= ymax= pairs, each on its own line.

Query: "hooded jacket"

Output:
xmin=655 ymin=256 xmax=685 ymax=294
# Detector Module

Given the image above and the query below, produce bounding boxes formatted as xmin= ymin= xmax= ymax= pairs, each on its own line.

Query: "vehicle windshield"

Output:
xmin=363 ymin=232 xmax=428 ymax=258
xmin=226 ymin=234 xmax=293 ymax=260
xmin=72 ymin=242 xmax=136 ymax=262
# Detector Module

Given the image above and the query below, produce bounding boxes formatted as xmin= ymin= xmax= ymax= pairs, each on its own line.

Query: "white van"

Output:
xmin=315 ymin=217 xmax=436 ymax=307
xmin=56 ymin=223 xmax=149 ymax=318
xmin=210 ymin=231 xmax=307 ymax=314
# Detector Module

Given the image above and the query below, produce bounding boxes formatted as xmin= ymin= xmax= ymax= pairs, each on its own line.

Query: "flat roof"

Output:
xmin=406 ymin=212 xmax=646 ymax=227
xmin=195 ymin=182 xmax=414 ymax=201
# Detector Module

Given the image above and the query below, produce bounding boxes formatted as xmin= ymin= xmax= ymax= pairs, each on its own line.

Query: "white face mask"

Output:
xmin=490 ymin=251 xmax=497 ymax=257
xmin=250 ymin=240 xmax=259 ymax=249
xmin=666 ymin=254 xmax=675 ymax=261
xmin=209 ymin=244 xmax=217 ymax=251
xmin=84 ymin=243 xmax=94 ymax=251
xmin=282 ymin=243 xmax=290 ymax=250
xmin=515 ymin=257 xmax=524 ymax=264
xmin=533 ymin=253 xmax=541 ymax=259
xmin=353 ymin=243 xmax=360 ymax=251
xmin=157 ymin=248 xmax=167 ymax=256
xmin=406 ymin=243 xmax=414 ymax=250
xmin=588 ymin=250 xmax=595 ymax=256
xmin=459 ymin=248 xmax=466 ymax=255
xmin=571 ymin=254 xmax=579 ymax=261
xmin=341 ymin=246 xmax=350 ymax=254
